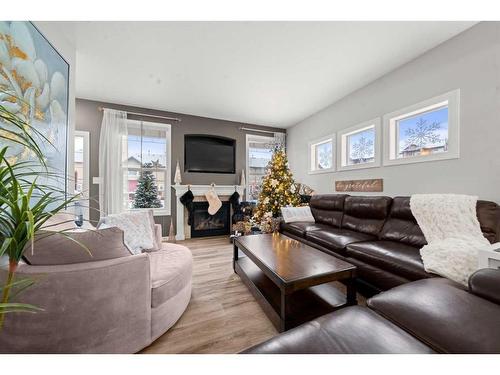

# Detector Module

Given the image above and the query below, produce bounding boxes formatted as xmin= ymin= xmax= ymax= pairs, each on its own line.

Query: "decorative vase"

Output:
xmin=174 ymin=160 xmax=182 ymax=185
xmin=240 ymin=169 xmax=246 ymax=187
xmin=168 ymin=221 xmax=176 ymax=243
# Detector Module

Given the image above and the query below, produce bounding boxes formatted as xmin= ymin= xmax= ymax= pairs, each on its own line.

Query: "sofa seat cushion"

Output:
xmin=345 ymin=241 xmax=432 ymax=281
xmin=281 ymin=222 xmax=333 ymax=238
xmin=305 ymin=227 xmax=376 ymax=254
xmin=149 ymin=243 xmax=193 ymax=308
xmin=367 ymin=278 xmax=500 ymax=353
xmin=345 ymin=257 xmax=411 ymax=291
xmin=242 ymin=306 xmax=434 ymax=354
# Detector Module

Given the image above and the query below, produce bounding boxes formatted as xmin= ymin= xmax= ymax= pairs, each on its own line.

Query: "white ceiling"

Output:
xmin=59 ymin=21 xmax=475 ymax=128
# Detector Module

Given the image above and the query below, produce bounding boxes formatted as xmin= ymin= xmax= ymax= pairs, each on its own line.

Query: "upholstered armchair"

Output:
xmin=0 ymin=224 xmax=193 ymax=353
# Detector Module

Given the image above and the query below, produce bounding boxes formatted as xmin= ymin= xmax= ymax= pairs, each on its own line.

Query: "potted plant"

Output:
xmin=0 ymin=96 xmax=84 ymax=329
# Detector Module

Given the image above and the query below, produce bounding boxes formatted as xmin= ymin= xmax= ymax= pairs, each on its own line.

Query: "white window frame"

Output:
xmin=308 ymin=134 xmax=336 ymax=174
xmin=124 ymin=120 xmax=172 ymax=216
xmin=246 ymin=133 xmax=274 ymax=201
xmin=383 ymin=89 xmax=460 ymax=166
xmin=337 ymin=118 xmax=381 ymax=171
xmin=74 ymin=130 xmax=90 ymax=220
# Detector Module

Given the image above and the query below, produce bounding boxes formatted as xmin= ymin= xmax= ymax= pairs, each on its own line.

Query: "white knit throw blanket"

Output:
xmin=410 ymin=194 xmax=491 ymax=286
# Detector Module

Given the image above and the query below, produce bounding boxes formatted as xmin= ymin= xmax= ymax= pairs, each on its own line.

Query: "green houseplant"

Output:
xmin=0 ymin=96 xmax=85 ymax=329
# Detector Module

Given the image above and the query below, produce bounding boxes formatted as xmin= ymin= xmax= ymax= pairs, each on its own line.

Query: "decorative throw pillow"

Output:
xmin=23 ymin=227 xmax=131 ymax=265
xmin=281 ymin=206 xmax=315 ymax=223
xmin=98 ymin=211 xmax=156 ymax=254
xmin=147 ymin=210 xmax=162 ymax=251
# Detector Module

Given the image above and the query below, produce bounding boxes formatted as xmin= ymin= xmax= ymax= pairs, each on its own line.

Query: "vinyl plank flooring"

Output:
xmin=140 ymin=236 xmax=364 ymax=354
xmin=140 ymin=236 xmax=278 ymax=354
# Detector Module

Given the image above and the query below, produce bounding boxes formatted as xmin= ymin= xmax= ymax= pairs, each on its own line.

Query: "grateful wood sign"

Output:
xmin=335 ymin=178 xmax=383 ymax=192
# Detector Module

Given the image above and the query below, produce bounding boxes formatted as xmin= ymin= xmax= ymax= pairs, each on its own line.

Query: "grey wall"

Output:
xmin=75 ymin=98 xmax=284 ymax=233
xmin=287 ymin=22 xmax=500 ymax=203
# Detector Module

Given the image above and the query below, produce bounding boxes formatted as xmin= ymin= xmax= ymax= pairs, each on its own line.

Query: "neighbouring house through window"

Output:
xmin=396 ymin=106 xmax=448 ymax=158
xmin=123 ymin=120 xmax=171 ymax=215
xmin=309 ymin=134 xmax=335 ymax=173
xmin=246 ymin=134 xmax=274 ymax=201
xmin=384 ymin=90 xmax=459 ymax=166
xmin=338 ymin=118 xmax=380 ymax=171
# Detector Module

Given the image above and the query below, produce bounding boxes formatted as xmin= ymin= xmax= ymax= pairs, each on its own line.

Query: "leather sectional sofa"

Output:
xmin=243 ymin=194 xmax=500 ymax=354
xmin=281 ymin=195 xmax=500 ymax=294
xmin=243 ymin=268 xmax=500 ymax=353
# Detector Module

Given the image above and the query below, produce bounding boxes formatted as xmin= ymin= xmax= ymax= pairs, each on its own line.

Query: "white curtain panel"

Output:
xmin=99 ymin=108 xmax=128 ymax=216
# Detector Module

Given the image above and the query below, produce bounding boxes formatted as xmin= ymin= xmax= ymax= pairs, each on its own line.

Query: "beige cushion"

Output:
xmin=98 ymin=210 xmax=157 ymax=254
xmin=23 ymin=227 xmax=132 ymax=265
xmin=149 ymin=243 xmax=193 ymax=308
xmin=148 ymin=211 xmax=162 ymax=251
xmin=143 ymin=224 xmax=164 ymax=253
xmin=139 ymin=209 xmax=161 ymax=251
xmin=97 ymin=210 xmax=160 ymax=254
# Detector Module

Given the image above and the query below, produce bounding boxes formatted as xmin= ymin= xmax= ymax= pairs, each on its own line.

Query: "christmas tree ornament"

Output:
xmin=174 ymin=160 xmax=182 ymax=185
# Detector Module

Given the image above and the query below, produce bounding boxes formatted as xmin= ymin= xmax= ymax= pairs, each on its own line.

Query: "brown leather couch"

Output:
xmin=281 ymin=195 xmax=500 ymax=294
xmin=243 ymin=268 xmax=500 ymax=354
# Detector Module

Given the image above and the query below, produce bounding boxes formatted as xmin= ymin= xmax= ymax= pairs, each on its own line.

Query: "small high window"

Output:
xmin=338 ymin=118 xmax=380 ymax=171
xmin=383 ymin=90 xmax=460 ymax=166
xmin=309 ymin=135 xmax=335 ymax=174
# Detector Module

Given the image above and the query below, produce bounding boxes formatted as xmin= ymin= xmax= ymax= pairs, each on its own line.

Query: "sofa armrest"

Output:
xmin=0 ymin=254 xmax=152 ymax=353
xmin=468 ymin=268 xmax=500 ymax=305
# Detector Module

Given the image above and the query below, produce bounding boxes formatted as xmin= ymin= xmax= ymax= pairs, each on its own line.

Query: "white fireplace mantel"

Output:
xmin=172 ymin=184 xmax=245 ymax=240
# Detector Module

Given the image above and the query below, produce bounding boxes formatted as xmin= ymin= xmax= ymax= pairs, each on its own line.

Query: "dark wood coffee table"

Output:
xmin=233 ymin=233 xmax=357 ymax=332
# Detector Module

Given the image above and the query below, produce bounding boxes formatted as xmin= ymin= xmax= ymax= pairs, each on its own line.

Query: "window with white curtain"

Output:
xmin=246 ymin=134 xmax=274 ymax=201
xmin=122 ymin=120 xmax=171 ymax=215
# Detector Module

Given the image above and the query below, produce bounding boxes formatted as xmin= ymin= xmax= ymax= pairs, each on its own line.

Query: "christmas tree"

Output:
xmin=253 ymin=147 xmax=301 ymax=223
xmin=133 ymin=163 xmax=162 ymax=209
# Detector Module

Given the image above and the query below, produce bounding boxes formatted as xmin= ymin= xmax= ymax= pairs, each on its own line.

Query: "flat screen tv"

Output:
xmin=184 ymin=135 xmax=236 ymax=174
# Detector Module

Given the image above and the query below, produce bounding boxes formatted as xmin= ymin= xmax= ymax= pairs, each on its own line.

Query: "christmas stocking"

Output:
xmin=205 ymin=188 xmax=222 ymax=215
xmin=180 ymin=190 xmax=195 ymax=225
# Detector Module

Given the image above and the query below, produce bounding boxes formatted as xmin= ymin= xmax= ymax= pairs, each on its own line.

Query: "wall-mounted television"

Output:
xmin=184 ymin=134 xmax=236 ymax=174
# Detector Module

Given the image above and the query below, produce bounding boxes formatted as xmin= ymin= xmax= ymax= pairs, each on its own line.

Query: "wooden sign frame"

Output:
xmin=335 ymin=178 xmax=383 ymax=192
